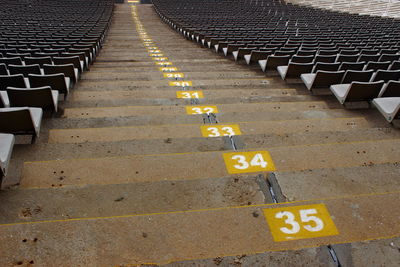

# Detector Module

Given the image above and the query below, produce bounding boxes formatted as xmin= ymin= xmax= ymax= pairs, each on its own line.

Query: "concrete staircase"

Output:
xmin=0 ymin=3 xmax=399 ymax=266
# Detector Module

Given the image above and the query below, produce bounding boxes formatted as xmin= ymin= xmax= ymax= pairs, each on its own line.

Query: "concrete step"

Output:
xmin=47 ymin=118 xmax=370 ymax=144
xmin=62 ymin=101 xmax=340 ymax=118
xmin=20 ymin=139 xmax=400 ymax=188
xmin=0 ymin=192 xmax=398 ymax=266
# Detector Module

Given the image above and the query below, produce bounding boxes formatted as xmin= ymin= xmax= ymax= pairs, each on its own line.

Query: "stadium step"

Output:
xmin=0 ymin=191 xmax=399 ymax=266
xmin=3 ymin=2 xmax=400 ymax=266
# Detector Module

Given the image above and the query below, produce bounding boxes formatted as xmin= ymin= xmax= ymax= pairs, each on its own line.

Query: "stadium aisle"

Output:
xmin=0 ymin=2 xmax=399 ymax=266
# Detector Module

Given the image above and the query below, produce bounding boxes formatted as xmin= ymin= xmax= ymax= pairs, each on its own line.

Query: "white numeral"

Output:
xmin=275 ymin=209 xmax=324 ymax=234
xmin=231 ymin=153 xmax=268 ymax=170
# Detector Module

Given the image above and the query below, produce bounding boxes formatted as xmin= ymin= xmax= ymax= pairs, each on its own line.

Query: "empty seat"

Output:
xmin=8 ymin=64 xmax=41 ymax=77
xmin=259 ymin=55 xmax=290 ymax=72
xmin=0 ymin=64 xmax=8 ymax=75
xmin=24 ymin=56 xmax=52 ymax=67
xmin=0 ymin=133 xmax=15 ymax=183
xmin=290 ymin=55 xmax=314 ymax=63
xmin=378 ymin=80 xmax=400 ymax=98
xmin=370 ymin=70 xmax=400 ymax=83
xmin=389 ymin=61 xmax=400 ymax=70
xmin=372 ymin=97 xmax=400 ymax=123
xmin=0 ymin=57 xmax=23 ymax=66
xmin=277 ymin=62 xmax=314 ymax=80
xmin=53 ymin=56 xmax=83 ymax=74
xmin=0 ymin=90 xmax=9 ymax=108
xmin=364 ymin=61 xmax=391 ymax=71
xmin=4 ymin=86 xmax=58 ymax=112
xmin=43 ymin=64 xmax=78 ymax=84
xmin=358 ymin=54 xmax=380 ymax=62
xmin=0 ymin=74 xmax=28 ymax=90
xmin=314 ymin=55 xmax=337 ymax=63
xmin=336 ymin=54 xmax=359 ymax=63
xmin=0 ymin=107 xmax=43 ymax=143
xmin=342 ymin=70 xmax=374 ymax=83
xmin=312 ymin=62 xmax=341 ymax=72
xmin=301 ymin=70 xmax=345 ymax=91
xmin=339 ymin=62 xmax=366 ymax=71
xmin=330 ymin=81 xmax=384 ymax=105
xmin=28 ymin=73 xmax=71 ymax=99
xmin=379 ymin=54 xmax=400 ymax=62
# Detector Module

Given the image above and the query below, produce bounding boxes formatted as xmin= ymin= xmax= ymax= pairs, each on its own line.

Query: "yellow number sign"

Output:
xmin=164 ymin=73 xmax=184 ymax=78
xmin=176 ymin=91 xmax=204 ymax=99
xmin=155 ymin=62 xmax=172 ymax=66
xmin=186 ymin=106 xmax=218 ymax=114
xmin=263 ymin=204 xmax=339 ymax=242
xmin=153 ymin=57 xmax=169 ymax=61
xmin=169 ymin=81 xmax=192 ymax=87
xmin=159 ymin=67 xmax=178 ymax=72
xmin=201 ymin=125 xmax=241 ymax=137
xmin=223 ymin=151 xmax=275 ymax=174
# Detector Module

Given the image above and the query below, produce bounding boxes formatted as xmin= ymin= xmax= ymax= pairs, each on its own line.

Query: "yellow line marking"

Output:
xmin=2 ymin=190 xmax=400 ymax=227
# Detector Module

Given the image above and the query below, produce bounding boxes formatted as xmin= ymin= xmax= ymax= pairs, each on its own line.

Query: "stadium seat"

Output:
xmin=277 ymin=62 xmax=314 ymax=80
xmin=28 ymin=73 xmax=71 ymax=99
xmin=373 ymin=97 xmax=400 ymax=123
xmin=301 ymin=70 xmax=345 ymax=91
xmin=8 ymin=64 xmax=42 ymax=77
xmin=43 ymin=64 xmax=78 ymax=84
xmin=259 ymin=55 xmax=290 ymax=72
xmin=342 ymin=70 xmax=374 ymax=83
xmin=0 ymin=133 xmax=15 ymax=184
xmin=3 ymin=86 xmax=59 ymax=113
xmin=330 ymin=81 xmax=384 ymax=105
xmin=0 ymin=74 xmax=29 ymax=90
xmin=0 ymin=107 xmax=43 ymax=143
xmin=378 ymin=80 xmax=400 ymax=97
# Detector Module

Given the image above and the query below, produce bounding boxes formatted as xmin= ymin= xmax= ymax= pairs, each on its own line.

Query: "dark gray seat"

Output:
xmin=0 ymin=74 xmax=28 ymax=90
xmin=301 ymin=70 xmax=345 ymax=91
xmin=3 ymin=86 xmax=58 ymax=112
xmin=0 ymin=107 xmax=43 ymax=143
xmin=277 ymin=62 xmax=314 ymax=80
xmin=259 ymin=55 xmax=291 ymax=72
xmin=0 ymin=64 xmax=8 ymax=75
xmin=364 ymin=61 xmax=391 ymax=71
xmin=342 ymin=70 xmax=374 ymax=84
xmin=312 ymin=62 xmax=341 ymax=72
xmin=370 ymin=70 xmax=400 ymax=83
xmin=53 ymin=56 xmax=83 ymax=75
xmin=314 ymin=54 xmax=337 ymax=63
xmin=378 ymin=80 xmax=400 ymax=98
xmin=379 ymin=54 xmax=400 ymax=62
xmin=339 ymin=62 xmax=366 ymax=71
xmin=330 ymin=81 xmax=384 ymax=104
xmin=8 ymin=64 xmax=42 ymax=77
xmin=43 ymin=63 xmax=78 ymax=84
xmin=389 ymin=61 xmax=400 ymax=70
xmin=336 ymin=54 xmax=359 ymax=63
xmin=28 ymin=73 xmax=71 ymax=99
xmin=24 ymin=56 xmax=52 ymax=67
xmin=0 ymin=57 xmax=23 ymax=66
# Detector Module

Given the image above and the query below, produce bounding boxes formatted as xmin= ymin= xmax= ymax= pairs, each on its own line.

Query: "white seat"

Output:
xmin=0 ymin=133 xmax=15 ymax=181
xmin=330 ymin=84 xmax=350 ymax=104
xmin=259 ymin=60 xmax=267 ymax=72
xmin=0 ymin=91 xmax=10 ymax=107
xmin=372 ymin=97 xmax=400 ymax=123
xmin=301 ymin=73 xmax=316 ymax=90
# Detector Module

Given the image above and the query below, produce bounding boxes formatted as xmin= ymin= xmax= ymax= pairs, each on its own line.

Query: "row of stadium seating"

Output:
xmin=0 ymin=0 xmax=114 ymax=186
xmin=153 ymin=0 xmax=400 ymax=124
